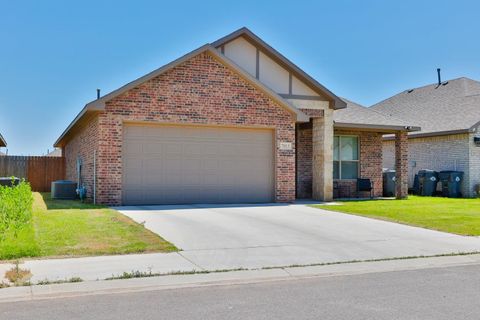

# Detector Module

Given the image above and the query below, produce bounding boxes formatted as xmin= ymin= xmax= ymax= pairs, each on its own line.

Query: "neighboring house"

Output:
xmin=0 ymin=132 xmax=6 ymax=155
xmin=372 ymin=77 xmax=480 ymax=197
xmin=54 ymin=27 xmax=417 ymax=205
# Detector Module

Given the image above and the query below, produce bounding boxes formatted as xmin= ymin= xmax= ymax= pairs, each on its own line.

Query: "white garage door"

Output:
xmin=122 ymin=124 xmax=275 ymax=205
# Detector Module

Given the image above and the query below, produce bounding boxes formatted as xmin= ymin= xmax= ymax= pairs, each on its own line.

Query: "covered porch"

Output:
xmin=296 ymin=99 xmax=419 ymax=201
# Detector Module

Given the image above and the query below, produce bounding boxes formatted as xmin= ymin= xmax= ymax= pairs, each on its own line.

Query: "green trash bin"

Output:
xmin=438 ymin=171 xmax=463 ymax=198
xmin=418 ymin=170 xmax=438 ymax=196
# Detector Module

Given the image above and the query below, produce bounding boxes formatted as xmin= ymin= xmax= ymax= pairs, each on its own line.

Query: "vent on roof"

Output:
xmin=442 ymin=81 xmax=449 ymax=86
xmin=407 ymin=89 xmax=414 ymax=93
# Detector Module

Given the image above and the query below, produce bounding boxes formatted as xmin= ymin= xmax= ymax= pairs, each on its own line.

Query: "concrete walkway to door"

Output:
xmin=118 ymin=203 xmax=480 ymax=270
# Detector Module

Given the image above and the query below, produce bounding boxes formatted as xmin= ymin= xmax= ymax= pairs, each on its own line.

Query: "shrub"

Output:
xmin=0 ymin=180 xmax=34 ymax=242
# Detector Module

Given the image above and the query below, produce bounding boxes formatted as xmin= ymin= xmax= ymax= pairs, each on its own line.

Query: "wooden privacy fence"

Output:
xmin=0 ymin=156 xmax=66 ymax=192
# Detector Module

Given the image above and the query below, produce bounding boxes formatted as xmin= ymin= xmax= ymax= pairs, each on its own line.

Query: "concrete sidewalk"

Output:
xmin=0 ymin=252 xmax=200 ymax=283
xmin=1 ymin=254 xmax=480 ymax=303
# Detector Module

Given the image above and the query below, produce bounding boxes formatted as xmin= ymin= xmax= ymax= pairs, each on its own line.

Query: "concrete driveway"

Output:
xmin=118 ymin=203 xmax=480 ymax=270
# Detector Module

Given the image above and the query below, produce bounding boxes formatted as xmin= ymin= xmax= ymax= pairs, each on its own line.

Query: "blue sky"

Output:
xmin=1 ymin=0 xmax=479 ymax=155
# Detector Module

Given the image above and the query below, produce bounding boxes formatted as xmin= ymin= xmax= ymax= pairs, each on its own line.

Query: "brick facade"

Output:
xmin=334 ymin=129 xmax=383 ymax=198
xmin=65 ymin=52 xmax=296 ymax=205
xmin=295 ymin=125 xmax=384 ymax=198
xmin=64 ymin=115 xmax=99 ymax=200
xmin=296 ymin=122 xmax=313 ymax=198
xmin=383 ymin=133 xmax=475 ymax=197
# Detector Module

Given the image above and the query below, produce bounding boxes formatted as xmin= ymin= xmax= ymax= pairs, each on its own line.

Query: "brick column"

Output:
xmin=312 ymin=113 xmax=333 ymax=201
xmin=395 ymin=131 xmax=408 ymax=199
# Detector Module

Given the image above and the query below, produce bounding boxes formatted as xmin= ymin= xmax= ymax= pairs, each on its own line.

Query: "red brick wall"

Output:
xmin=296 ymin=126 xmax=383 ymax=198
xmin=296 ymin=121 xmax=313 ymax=198
xmin=359 ymin=131 xmax=384 ymax=198
xmin=89 ymin=52 xmax=295 ymax=205
xmin=64 ymin=115 xmax=99 ymax=200
xmin=335 ymin=130 xmax=383 ymax=198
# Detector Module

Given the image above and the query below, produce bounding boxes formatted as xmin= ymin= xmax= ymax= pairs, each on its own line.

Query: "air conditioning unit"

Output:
xmin=51 ymin=180 xmax=78 ymax=200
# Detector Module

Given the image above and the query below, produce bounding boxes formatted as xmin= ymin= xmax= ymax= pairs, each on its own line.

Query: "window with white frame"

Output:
xmin=333 ymin=135 xmax=359 ymax=179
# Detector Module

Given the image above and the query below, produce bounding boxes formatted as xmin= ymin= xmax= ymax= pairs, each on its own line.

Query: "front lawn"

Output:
xmin=312 ymin=196 xmax=480 ymax=236
xmin=0 ymin=193 xmax=177 ymax=260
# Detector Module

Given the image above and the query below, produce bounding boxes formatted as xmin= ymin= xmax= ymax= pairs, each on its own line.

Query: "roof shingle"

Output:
xmin=334 ymin=98 xmax=419 ymax=132
xmin=371 ymin=77 xmax=480 ymax=136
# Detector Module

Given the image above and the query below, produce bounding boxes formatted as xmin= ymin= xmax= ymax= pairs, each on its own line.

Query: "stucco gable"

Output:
xmin=212 ymin=27 xmax=346 ymax=110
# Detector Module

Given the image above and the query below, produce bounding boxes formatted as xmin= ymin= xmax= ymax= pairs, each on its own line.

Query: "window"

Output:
xmin=333 ymin=135 xmax=359 ymax=179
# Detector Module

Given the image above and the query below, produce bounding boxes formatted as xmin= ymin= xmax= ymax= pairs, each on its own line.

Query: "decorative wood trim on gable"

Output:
xmin=255 ymin=48 xmax=260 ymax=79
xmin=280 ymin=94 xmax=325 ymax=101
xmin=289 ymin=73 xmax=293 ymax=95
xmin=212 ymin=27 xmax=346 ymax=109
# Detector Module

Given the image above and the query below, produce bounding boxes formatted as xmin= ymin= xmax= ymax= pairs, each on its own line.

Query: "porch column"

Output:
xmin=312 ymin=113 xmax=333 ymax=201
xmin=395 ymin=131 xmax=408 ymax=199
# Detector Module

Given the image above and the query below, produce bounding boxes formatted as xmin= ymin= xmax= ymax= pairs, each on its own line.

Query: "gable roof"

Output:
xmin=54 ymin=43 xmax=309 ymax=147
xmin=212 ymin=27 xmax=346 ymax=110
xmin=371 ymin=77 xmax=480 ymax=137
xmin=0 ymin=132 xmax=6 ymax=147
xmin=334 ymin=98 xmax=420 ymax=132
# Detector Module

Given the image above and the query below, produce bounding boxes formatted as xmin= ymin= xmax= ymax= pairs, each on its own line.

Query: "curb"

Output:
xmin=1 ymin=253 xmax=480 ymax=303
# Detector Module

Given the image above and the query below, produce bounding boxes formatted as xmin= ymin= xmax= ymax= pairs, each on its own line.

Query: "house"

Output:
xmin=371 ymin=77 xmax=480 ymax=197
xmin=54 ymin=28 xmax=417 ymax=205
xmin=0 ymin=132 xmax=6 ymax=155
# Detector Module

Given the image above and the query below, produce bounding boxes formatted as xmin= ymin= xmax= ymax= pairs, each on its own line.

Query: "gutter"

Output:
xmin=382 ymin=128 xmax=472 ymax=140
xmin=334 ymin=121 xmax=421 ymax=133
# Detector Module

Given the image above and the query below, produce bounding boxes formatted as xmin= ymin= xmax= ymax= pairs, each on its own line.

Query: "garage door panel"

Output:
xmin=125 ymin=125 xmax=146 ymax=137
xmin=123 ymin=124 xmax=274 ymax=205
xmin=204 ymin=159 xmax=220 ymax=171
xmin=163 ymin=143 xmax=182 ymax=154
xmin=144 ymin=142 xmax=163 ymax=154
xmin=124 ymin=142 xmax=143 ymax=155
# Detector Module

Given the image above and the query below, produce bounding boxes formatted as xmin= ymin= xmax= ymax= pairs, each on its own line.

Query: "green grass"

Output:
xmin=312 ymin=196 xmax=480 ymax=236
xmin=0 ymin=223 xmax=39 ymax=260
xmin=0 ymin=193 xmax=177 ymax=261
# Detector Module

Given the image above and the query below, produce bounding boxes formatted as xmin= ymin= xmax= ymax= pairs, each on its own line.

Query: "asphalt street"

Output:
xmin=1 ymin=264 xmax=480 ymax=319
